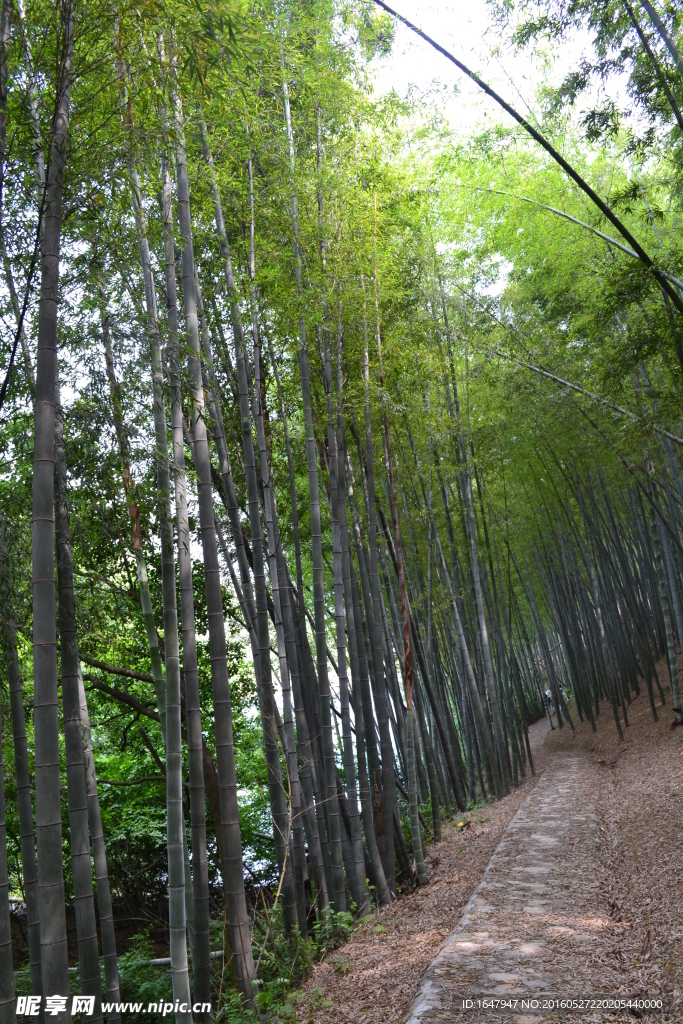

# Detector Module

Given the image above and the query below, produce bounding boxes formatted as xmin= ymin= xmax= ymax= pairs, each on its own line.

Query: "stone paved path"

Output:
xmin=404 ymin=755 xmax=619 ymax=1022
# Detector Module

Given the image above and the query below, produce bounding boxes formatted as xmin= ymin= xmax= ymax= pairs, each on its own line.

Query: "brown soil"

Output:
xmin=296 ymin=672 xmax=683 ymax=1023
xmin=547 ymin=676 xmax=683 ymax=1021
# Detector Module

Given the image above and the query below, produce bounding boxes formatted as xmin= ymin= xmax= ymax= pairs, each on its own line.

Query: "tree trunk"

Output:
xmin=250 ymin=312 xmax=309 ymax=934
xmin=110 ymin=95 xmax=194 ymax=1002
xmin=198 ymin=125 xmax=300 ymax=934
xmin=378 ymin=499 xmax=467 ymax=812
xmin=298 ymin=326 xmax=348 ymax=911
xmin=147 ymin=256 xmax=193 ymax=1024
xmin=160 ymin=147 xmax=211 ymax=1010
xmin=1 ymin=508 xmax=41 ymax=1005
xmin=0 ymin=0 xmax=43 ymax=971
xmin=444 ymin=337 xmax=510 ymax=793
xmin=324 ymin=310 xmax=368 ymax=910
xmin=279 ymin=67 xmax=347 ymax=910
xmin=371 ymin=272 xmax=426 ymax=880
xmin=99 ymin=283 xmax=167 ymax=743
xmin=76 ymin=666 xmax=122 ymax=1013
xmin=431 ymin=524 xmax=495 ymax=797
xmin=341 ymin=517 xmax=390 ymax=903
xmin=260 ymin=338 xmax=329 ymax=904
xmin=433 ymin=302 xmax=502 ymax=794
xmin=0 ymin=515 xmax=15 ymax=1022
xmin=32 ymin=2 xmax=74 ymax=1010
xmin=54 ymin=387 xmax=103 ymax=1018
xmin=174 ymin=95 xmax=255 ymax=1002
xmin=346 ymin=466 xmax=387 ymax=849
xmin=362 ymin=270 xmax=396 ymax=894
xmin=315 ymin=111 xmax=365 ymax=906
xmin=412 ymin=672 xmax=442 ymax=843
xmin=0 ymin=699 xmax=12 ymax=1022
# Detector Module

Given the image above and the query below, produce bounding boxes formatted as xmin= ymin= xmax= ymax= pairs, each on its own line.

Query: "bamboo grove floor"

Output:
xmin=296 ymin=661 xmax=683 ymax=1024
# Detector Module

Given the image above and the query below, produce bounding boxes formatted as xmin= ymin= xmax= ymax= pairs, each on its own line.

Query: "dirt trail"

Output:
xmin=298 ymin=687 xmax=683 ymax=1024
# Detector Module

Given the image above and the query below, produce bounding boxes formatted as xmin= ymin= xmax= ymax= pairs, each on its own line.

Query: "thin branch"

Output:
xmin=84 ymin=675 xmax=159 ymax=721
xmin=99 ymin=776 xmax=165 ymax=786
xmin=490 ymin=347 xmax=683 ymax=445
xmin=469 ymin=185 xmax=683 ymax=292
xmin=81 ymin=653 xmax=153 ymax=683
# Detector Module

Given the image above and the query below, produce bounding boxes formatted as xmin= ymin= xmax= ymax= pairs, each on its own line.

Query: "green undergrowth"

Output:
xmin=224 ymin=808 xmax=474 ymax=1021
xmin=216 ymin=904 xmax=367 ymax=1023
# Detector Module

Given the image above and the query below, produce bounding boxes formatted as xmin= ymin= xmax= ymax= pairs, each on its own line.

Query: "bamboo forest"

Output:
xmin=1 ymin=0 xmax=683 ymax=1019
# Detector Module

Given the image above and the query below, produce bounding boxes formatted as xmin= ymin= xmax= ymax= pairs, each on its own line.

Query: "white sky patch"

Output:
xmin=478 ymin=257 xmax=514 ymax=298
xmin=369 ymin=2 xmax=634 ymax=142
